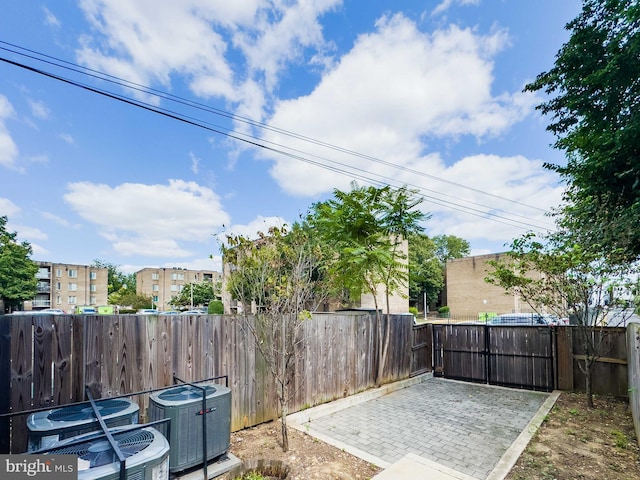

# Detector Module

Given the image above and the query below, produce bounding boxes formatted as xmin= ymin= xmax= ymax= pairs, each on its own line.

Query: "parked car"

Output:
xmin=179 ymin=310 xmax=205 ymax=315
xmin=136 ymin=309 xmax=160 ymax=315
xmin=36 ymin=308 xmax=67 ymax=315
xmin=488 ymin=313 xmax=556 ymax=326
xmin=162 ymin=310 xmax=179 ymax=315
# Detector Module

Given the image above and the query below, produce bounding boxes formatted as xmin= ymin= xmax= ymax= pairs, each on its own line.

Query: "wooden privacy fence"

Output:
xmin=0 ymin=312 xmax=414 ymax=453
xmin=432 ymin=324 xmax=628 ymax=394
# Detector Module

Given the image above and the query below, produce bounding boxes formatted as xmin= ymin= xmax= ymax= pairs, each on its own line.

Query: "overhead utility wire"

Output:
xmin=0 ymin=53 xmax=554 ymax=233
xmin=0 ymin=40 xmax=549 ymax=215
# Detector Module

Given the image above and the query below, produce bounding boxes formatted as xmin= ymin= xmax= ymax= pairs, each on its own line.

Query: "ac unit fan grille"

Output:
xmin=48 ymin=399 xmax=133 ymax=422
xmin=157 ymin=385 xmax=216 ymax=402
xmin=49 ymin=429 xmax=154 ymax=468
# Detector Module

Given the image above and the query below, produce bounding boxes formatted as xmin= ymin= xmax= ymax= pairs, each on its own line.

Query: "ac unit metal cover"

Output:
xmin=149 ymin=383 xmax=231 ymax=473
xmin=43 ymin=426 xmax=170 ymax=480
xmin=27 ymin=398 xmax=140 ymax=452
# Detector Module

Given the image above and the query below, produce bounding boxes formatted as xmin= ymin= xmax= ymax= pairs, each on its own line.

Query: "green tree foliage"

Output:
xmin=308 ymin=183 xmax=427 ymax=385
xmin=486 ymin=231 xmax=637 ymax=407
xmin=433 ymin=234 xmax=470 ymax=265
xmin=408 ymin=234 xmax=470 ymax=310
xmin=408 ymin=233 xmax=443 ymax=307
xmin=169 ymin=280 xmax=221 ymax=308
xmin=208 ymin=300 xmax=224 ymax=314
xmin=525 ymin=0 xmax=640 ymax=260
xmin=221 ymin=224 xmax=330 ymax=451
xmin=91 ymin=259 xmax=136 ymax=297
xmin=0 ymin=216 xmax=38 ymax=312
xmin=108 ymin=291 xmax=152 ymax=310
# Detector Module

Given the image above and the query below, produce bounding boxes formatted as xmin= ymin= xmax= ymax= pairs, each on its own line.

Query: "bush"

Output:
xmin=408 ymin=307 xmax=418 ymax=318
xmin=208 ymin=300 xmax=224 ymax=314
xmin=438 ymin=306 xmax=450 ymax=318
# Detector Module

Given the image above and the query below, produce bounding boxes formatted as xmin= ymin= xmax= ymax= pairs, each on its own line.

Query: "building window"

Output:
xmin=89 ymin=271 xmax=97 ymax=280
xmin=90 ymin=296 xmax=96 ymax=305
xmin=151 ymin=273 xmax=159 ymax=280
xmin=179 ymin=284 xmax=184 ymax=292
xmin=68 ymin=269 xmax=78 ymax=278
xmin=68 ymin=296 xmax=77 ymax=304
xmin=56 ymin=282 xmax=61 ymax=291
xmin=55 ymin=268 xmax=62 ymax=278
xmin=90 ymin=284 xmax=97 ymax=292
xmin=152 ymin=295 xmax=159 ymax=302
xmin=56 ymin=296 xmax=62 ymax=305
xmin=170 ymin=272 xmax=185 ymax=280
xmin=170 ymin=284 xmax=178 ymax=292
xmin=152 ymin=284 xmax=159 ymax=292
xmin=68 ymin=283 xmax=77 ymax=291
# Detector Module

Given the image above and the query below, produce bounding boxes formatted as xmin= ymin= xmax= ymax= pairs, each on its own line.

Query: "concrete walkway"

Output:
xmin=289 ymin=374 xmax=559 ymax=480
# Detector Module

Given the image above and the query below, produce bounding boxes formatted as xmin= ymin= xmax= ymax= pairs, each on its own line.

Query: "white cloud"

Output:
xmin=432 ymin=0 xmax=480 ymax=17
xmin=41 ymin=211 xmax=77 ymax=228
xmin=189 ymin=152 xmax=200 ymax=174
xmin=422 ymin=153 xmax=562 ymax=244
xmin=0 ymin=95 xmax=20 ymax=170
xmin=75 ymin=0 xmax=340 ymax=111
xmin=59 ymin=133 xmax=75 ymax=144
xmin=0 ymin=198 xmax=21 ymax=217
xmin=63 ymin=179 xmax=231 ymax=257
xmin=29 ymin=100 xmax=50 ymax=119
xmin=219 ymin=215 xmax=288 ymax=244
xmin=43 ymin=6 xmax=61 ymax=27
xmin=164 ymin=256 xmax=222 ymax=272
xmin=260 ymin=14 xmax=534 ymax=196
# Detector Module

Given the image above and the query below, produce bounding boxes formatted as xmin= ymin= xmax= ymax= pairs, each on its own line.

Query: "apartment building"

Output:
xmin=26 ymin=261 xmax=109 ymax=313
xmin=136 ymin=267 xmax=221 ymax=311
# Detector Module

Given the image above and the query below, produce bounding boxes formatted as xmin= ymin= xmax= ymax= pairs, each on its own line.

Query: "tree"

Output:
xmin=432 ymin=234 xmax=470 ymax=265
xmin=409 ymin=234 xmax=470 ymax=313
xmin=108 ymin=290 xmax=152 ymax=310
xmin=308 ymin=183 xmax=426 ymax=385
xmin=221 ymin=224 xmax=330 ymax=452
xmin=525 ymin=0 xmax=640 ymax=261
xmin=0 ymin=216 xmax=38 ymax=313
xmin=408 ymin=234 xmax=443 ymax=313
xmin=486 ymin=231 xmax=637 ymax=408
xmin=169 ymin=280 xmax=221 ymax=308
xmin=91 ymin=259 xmax=136 ymax=299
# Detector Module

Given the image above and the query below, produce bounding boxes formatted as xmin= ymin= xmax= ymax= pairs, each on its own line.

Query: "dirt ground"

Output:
xmin=507 ymin=392 xmax=640 ymax=480
xmin=228 ymin=392 xmax=639 ymax=480
xmin=229 ymin=421 xmax=381 ymax=479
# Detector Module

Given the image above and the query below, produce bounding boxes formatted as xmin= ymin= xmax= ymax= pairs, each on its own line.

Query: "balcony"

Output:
xmin=32 ymin=299 xmax=51 ymax=307
xmin=35 ymin=269 xmax=50 ymax=279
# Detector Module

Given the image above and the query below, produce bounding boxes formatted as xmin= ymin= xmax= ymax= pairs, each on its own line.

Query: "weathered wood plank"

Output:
xmin=52 ymin=316 xmax=73 ymax=405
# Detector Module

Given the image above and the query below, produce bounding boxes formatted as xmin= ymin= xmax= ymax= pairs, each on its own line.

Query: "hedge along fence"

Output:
xmin=0 ymin=312 xmax=414 ymax=453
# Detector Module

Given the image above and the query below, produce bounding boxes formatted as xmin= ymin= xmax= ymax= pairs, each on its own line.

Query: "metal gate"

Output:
xmin=432 ymin=324 xmax=555 ymax=391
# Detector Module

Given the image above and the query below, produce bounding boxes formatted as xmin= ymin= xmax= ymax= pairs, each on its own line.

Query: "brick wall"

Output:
xmin=445 ymin=252 xmax=534 ymax=318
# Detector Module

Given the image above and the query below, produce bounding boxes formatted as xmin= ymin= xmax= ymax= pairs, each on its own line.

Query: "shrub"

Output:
xmin=208 ymin=300 xmax=224 ymax=314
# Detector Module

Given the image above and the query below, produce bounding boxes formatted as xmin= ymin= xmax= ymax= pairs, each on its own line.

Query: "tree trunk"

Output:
xmin=585 ymin=360 xmax=594 ymax=409
xmin=281 ymin=395 xmax=289 ymax=452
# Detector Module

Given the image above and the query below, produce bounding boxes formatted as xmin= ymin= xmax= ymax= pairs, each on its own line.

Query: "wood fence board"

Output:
xmin=556 ymin=327 xmax=574 ymax=390
xmin=0 ymin=315 xmax=11 ymax=453
xmin=52 ymin=316 xmax=73 ymax=405
xmin=102 ymin=316 xmax=120 ymax=397
xmin=10 ymin=316 xmax=33 ymax=453
xmin=32 ymin=316 xmax=53 ymax=408
xmin=82 ymin=316 xmax=102 ymax=399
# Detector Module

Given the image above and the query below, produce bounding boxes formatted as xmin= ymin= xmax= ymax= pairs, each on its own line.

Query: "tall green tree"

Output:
xmin=222 ymin=224 xmax=330 ymax=452
xmin=408 ymin=234 xmax=443 ymax=311
xmin=308 ymin=183 xmax=426 ymax=385
xmin=486 ymin=231 xmax=637 ymax=408
xmin=0 ymin=216 xmax=38 ymax=313
xmin=432 ymin=234 xmax=470 ymax=265
xmin=525 ymin=0 xmax=640 ymax=261
xmin=169 ymin=280 xmax=221 ymax=308
xmin=91 ymin=259 xmax=136 ymax=308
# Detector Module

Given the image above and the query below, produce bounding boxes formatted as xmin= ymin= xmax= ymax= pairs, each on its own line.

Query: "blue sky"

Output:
xmin=0 ymin=0 xmax=581 ymax=274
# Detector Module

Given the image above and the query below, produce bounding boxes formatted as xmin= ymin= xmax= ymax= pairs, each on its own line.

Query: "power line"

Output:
xmin=0 ymin=42 xmax=556 ymax=233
